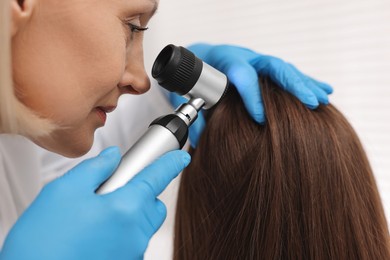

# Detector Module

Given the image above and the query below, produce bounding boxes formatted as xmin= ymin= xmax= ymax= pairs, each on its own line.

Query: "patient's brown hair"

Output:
xmin=174 ymin=78 xmax=390 ymax=259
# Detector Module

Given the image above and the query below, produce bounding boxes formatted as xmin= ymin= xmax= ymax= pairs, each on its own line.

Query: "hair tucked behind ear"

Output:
xmin=174 ymin=78 xmax=390 ymax=259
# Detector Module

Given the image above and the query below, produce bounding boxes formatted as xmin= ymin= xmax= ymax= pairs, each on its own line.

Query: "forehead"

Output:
xmin=121 ymin=0 xmax=158 ymax=14
xmin=66 ymin=0 xmax=158 ymax=17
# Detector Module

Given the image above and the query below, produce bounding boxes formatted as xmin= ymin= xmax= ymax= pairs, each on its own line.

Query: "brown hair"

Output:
xmin=174 ymin=78 xmax=390 ymax=259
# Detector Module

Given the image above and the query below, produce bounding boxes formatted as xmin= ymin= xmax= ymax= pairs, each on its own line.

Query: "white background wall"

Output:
xmin=144 ymin=1 xmax=390 ymax=258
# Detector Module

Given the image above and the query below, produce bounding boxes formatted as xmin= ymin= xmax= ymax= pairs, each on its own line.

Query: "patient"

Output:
xmin=174 ymin=78 xmax=390 ymax=259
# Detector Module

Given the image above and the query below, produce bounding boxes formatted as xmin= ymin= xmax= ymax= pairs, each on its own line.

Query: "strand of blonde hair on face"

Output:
xmin=0 ymin=0 xmax=55 ymax=137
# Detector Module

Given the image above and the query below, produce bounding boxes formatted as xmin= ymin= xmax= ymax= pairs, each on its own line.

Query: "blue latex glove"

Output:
xmin=169 ymin=43 xmax=333 ymax=147
xmin=0 ymin=147 xmax=190 ymax=260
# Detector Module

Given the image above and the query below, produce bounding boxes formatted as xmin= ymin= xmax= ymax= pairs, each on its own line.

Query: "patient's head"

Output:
xmin=174 ymin=78 xmax=390 ymax=259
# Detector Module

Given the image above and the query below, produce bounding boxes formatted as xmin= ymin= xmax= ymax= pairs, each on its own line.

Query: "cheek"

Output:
xmin=67 ymin=22 xmax=128 ymax=106
xmin=12 ymin=12 xmax=127 ymax=124
xmin=73 ymin=10 xmax=127 ymax=71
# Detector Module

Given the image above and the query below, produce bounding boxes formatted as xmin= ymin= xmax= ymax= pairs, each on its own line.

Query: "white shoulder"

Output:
xmin=0 ymin=135 xmax=43 ymax=247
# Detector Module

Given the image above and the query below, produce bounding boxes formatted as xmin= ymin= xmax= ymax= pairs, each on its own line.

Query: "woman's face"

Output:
xmin=12 ymin=0 xmax=158 ymax=157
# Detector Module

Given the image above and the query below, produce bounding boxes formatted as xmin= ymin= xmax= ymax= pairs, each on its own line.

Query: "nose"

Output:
xmin=118 ymin=45 xmax=151 ymax=95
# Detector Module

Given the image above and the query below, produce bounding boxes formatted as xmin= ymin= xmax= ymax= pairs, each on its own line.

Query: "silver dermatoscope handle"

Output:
xmin=96 ymin=44 xmax=229 ymax=194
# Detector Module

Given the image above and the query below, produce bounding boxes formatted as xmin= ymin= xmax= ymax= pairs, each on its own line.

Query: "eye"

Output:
xmin=127 ymin=23 xmax=149 ymax=34
xmin=124 ymin=22 xmax=149 ymax=42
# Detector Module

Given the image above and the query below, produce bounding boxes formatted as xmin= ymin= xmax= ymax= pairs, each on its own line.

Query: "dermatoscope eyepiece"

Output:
xmin=152 ymin=44 xmax=230 ymax=109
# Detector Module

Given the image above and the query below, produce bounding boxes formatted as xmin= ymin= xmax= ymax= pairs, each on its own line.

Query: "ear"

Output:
xmin=11 ymin=0 xmax=36 ymax=36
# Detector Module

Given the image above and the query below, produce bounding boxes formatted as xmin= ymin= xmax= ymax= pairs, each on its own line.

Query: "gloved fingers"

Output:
xmin=286 ymin=62 xmax=333 ymax=94
xmin=307 ymin=76 xmax=334 ymax=94
xmin=251 ymin=56 xmax=319 ymax=109
xmin=197 ymin=44 xmax=256 ymax=68
xmin=302 ymin=80 xmax=329 ymax=105
xmin=146 ymin=199 xmax=168 ymax=235
xmin=188 ymin=110 xmax=206 ymax=148
xmin=286 ymin=64 xmax=329 ymax=105
xmin=63 ymin=146 xmax=121 ymax=191
xmin=155 ymin=199 xmax=167 ymax=217
xmin=187 ymin=43 xmax=213 ymax=59
xmin=119 ymin=150 xmax=191 ymax=198
xmin=223 ymin=61 xmax=265 ymax=123
xmin=130 ymin=199 xmax=167 ymax=242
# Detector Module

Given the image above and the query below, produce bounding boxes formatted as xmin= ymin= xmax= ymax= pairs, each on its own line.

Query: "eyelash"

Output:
xmin=127 ymin=23 xmax=149 ymax=33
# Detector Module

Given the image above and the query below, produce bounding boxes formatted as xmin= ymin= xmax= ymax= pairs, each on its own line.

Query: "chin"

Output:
xmin=58 ymin=143 xmax=93 ymax=158
xmin=33 ymin=132 xmax=94 ymax=158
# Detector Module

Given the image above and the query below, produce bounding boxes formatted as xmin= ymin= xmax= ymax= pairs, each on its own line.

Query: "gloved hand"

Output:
xmin=0 ymin=147 xmax=190 ymax=260
xmin=169 ymin=43 xmax=333 ymax=147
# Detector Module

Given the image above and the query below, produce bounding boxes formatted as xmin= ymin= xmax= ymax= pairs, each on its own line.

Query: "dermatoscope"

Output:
xmin=96 ymin=44 xmax=230 ymax=194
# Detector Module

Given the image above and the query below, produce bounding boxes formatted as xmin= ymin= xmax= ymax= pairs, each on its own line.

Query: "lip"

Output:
xmin=95 ymin=106 xmax=117 ymax=124
xmin=98 ymin=106 xmax=117 ymax=113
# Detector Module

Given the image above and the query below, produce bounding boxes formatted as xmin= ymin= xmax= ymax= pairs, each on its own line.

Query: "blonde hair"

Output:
xmin=0 ymin=0 xmax=55 ymax=137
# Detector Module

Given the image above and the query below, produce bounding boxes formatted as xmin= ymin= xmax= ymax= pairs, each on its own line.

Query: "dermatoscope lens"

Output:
xmin=152 ymin=44 xmax=203 ymax=95
xmin=152 ymin=44 xmax=230 ymax=109
xmin=151 ymin=47 xmax=171 ymax=77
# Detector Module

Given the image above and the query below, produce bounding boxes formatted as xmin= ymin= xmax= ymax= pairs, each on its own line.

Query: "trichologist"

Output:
xmin=0 ymin=0 xmax=332 ymax=259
